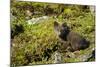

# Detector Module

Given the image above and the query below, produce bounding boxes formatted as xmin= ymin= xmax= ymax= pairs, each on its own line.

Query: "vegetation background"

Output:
xmin=11 ymin=0 xmax=95 ymax=66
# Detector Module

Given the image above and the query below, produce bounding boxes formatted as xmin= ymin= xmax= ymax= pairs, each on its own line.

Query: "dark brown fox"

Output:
xmin=54 ymin=21 xmax=89 ymax=52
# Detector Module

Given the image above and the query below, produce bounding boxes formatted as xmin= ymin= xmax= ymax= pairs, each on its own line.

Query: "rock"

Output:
xmin=10 ymin=13 xmax=17 ymax=22
xmin=78 ymin=49 xmax=95 ymax=62
xmin=53 ymin=51 xmax=62 ymax=64
xmin=89 ymin=6 xmax=95 ymax=15
xmin=27 ymin=16 xmax=49 ymax=25
xmin=26 ymin=10 xmax=33 ymax=17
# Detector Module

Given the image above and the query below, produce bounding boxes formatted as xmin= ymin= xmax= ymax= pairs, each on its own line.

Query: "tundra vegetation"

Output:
xmin=11 ymin=0 xmax=95 ymax=66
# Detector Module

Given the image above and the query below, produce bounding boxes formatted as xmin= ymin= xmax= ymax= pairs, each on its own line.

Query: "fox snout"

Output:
xmin=54 ymin=21 xmax=89 ymax=51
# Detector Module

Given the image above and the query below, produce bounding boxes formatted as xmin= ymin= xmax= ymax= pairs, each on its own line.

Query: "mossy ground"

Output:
xmin=11 ymin=1 xmax=95 ymax=66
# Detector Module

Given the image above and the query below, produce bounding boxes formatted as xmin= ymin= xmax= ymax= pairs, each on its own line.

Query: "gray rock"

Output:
xmin=89 ymin=6 xmax=95 ymax=15
xmin=27 ymin=16 xmax=49 ymax=25
xmin=78 ymin=48 xmax=95 ymax=62
xmin=53 ymin=51 xmax=62 ymax=64
xmin=10 ymin=13 xmax=17 ymax=22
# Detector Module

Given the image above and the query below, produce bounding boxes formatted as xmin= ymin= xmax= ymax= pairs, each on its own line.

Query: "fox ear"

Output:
xmin=54 ymin=21 xmax=60 ymax=35
xmin=62 ymin=22 xmax=67 ymax=27
xmin=54 ymin=21 xmax=59 ymax=27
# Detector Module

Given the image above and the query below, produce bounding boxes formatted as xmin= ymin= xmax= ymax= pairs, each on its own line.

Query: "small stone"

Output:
xmin=53 ymin=51 xmax=62 ymax=63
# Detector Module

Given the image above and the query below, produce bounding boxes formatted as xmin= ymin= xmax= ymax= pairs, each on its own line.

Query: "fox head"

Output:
xmin=54 ymin=21 xmax=70 ymax=41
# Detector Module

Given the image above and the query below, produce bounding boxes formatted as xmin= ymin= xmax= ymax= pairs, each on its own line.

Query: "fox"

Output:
xmin=54 ymin=21 xmax=89 ymax=52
